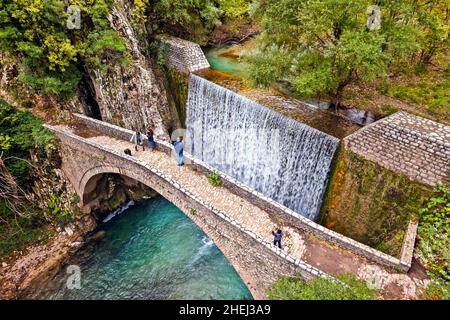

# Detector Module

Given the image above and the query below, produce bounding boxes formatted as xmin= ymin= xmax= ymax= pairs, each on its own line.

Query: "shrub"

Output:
xmin=207 ymin=171 xmax=223 ymax=187
xmin=268 ymin=274 xmax=377 ymax=300
xmin=417 ymin=182 xmax=450 ymax=283
xmin=0 ymin=99 xmax=56 ymax=187
xmin=421 ymin=281 xmax=450 ymax=300
xmin=46 ymin=194 xmax=74 ymax=227
xmin=380 ymin=104 xmax=399 ymax=116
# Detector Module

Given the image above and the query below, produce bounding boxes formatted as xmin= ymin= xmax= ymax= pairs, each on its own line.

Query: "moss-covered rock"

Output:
xmin=166 ymin=68 xmax=189 ymax=127
xmin=321 ymin=147 xmax=432 ymax=257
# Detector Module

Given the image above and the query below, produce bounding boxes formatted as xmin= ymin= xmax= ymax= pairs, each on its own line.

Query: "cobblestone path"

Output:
xmin=82 ymin=133 xmax=430 ymax=300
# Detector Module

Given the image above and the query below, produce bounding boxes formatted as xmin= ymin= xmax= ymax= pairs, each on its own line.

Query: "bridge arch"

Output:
xmin=79 ymin=165 xmax=152 ymax=207
xmin=78 ymin=165 xmax=256 ymax=291
xmin=48 ymin=126 xmax=322 ymax=299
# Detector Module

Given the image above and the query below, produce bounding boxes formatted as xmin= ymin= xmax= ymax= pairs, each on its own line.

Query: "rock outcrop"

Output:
xmin=87 ymin=2 xmax=179 ymax=139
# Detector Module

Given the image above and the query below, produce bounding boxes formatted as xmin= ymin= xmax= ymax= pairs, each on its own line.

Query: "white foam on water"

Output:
xmin=103 ymin=200 xmax=136 ymax=223
xmin=186 ymin=75 xmax=340 ymax=221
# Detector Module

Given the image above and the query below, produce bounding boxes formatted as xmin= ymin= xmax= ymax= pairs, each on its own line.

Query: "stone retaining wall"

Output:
xmin=400 ymin=220 xmax=419 ymax=271
xmin=72 ymin=114 xmax=416 ymax=272
xmin=46 ymin=124 xmax=329 ymax=299
xmin=344 ymin=111 xmax=450 ymax=186
xmin=158 ymin=35 xmax=210 ymax=73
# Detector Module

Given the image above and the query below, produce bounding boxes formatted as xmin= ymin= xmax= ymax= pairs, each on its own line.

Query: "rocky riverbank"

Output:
xmin=0 ymin=226 xmax=92 ymax=299
xmin=0 ymin=164 xmax=157 ymax=299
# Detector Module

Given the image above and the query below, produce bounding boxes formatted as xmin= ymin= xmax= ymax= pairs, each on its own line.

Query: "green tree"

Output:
xmin=247 ymin=0 xmax=446 ymax=106
xmin=0 ymin=0 xmax=127 ymax=97
xmin=0 ymin=98 xmax=55 ymax=186
xmin=415 ymin=0 xmax=449 ymax=68
xmin=147 ymin=0 xmax=222 ymax=43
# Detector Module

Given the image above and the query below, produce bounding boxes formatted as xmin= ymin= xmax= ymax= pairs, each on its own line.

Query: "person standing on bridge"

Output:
xmin=272 ymin=228 xmax=283 ymax=249
xmin=172 ymin=136 xmax=184 ymax=166
xmin=131 ymin=130 xmax=145 ymax=152
xmin=146 ymin=127 xmax=156 ymax=151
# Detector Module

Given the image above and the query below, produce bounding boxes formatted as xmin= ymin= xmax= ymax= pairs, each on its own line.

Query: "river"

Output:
xmin=28 ymin=197 xmax=252 ymax=300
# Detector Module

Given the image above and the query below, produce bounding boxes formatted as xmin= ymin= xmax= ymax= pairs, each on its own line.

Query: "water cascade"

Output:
xmin=186 ymin=75 xmax=340 ymax=220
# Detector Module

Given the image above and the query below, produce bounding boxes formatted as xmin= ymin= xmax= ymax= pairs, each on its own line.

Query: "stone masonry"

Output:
xmin=42 ymin=115 xmax=435 ymax=299
xmin=159 ymin=35 xmax=210 ymax=73
xmin=46 ymin=125 xmax=329 ymax=300
xmin=72 ymin=113 xmax=416 ymax=272
xmin=344 ymin=111 xmax=450 ymax=186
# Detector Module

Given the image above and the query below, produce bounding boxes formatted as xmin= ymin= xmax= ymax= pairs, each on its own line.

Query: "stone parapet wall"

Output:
xmin=158 ymin=35 xmax=210 ymax=73
xmin=72 ymin=114 xmax=415 ymax=272
xmin=46 ymin=124 xmax=329 ymax=299
xmin=400 ymin=220 xmax=419 ymax=270
xmin=344 ymin=111 xmax=450 ymax=186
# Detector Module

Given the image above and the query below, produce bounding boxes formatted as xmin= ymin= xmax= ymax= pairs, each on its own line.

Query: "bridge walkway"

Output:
xmin=60 ymin=125 xmax=428 ymax=300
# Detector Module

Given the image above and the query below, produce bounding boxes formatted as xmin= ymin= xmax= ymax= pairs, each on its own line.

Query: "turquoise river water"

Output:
xmin=32 ymin=197 xmax=252 ymax=300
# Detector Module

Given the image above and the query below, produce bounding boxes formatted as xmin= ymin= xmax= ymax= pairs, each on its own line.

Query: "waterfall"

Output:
xmin=186 ymin=75 xmax=340 ymax=221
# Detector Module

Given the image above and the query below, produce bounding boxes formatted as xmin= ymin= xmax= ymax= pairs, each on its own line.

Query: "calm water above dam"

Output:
xmin=29 ymin=197 xmax=252 ymax=300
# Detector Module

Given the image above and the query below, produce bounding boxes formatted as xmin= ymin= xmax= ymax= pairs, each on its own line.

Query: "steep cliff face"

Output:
xmin=87 ymin=2 xmax=179 ymax=139
xmin=0 ymin=54 xmax=87 ymax=121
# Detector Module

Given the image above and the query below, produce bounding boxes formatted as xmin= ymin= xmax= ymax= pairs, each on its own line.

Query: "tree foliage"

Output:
xmin=0 ymin=98 xmax=55 ymax=187
xmin=217 ymin=0 xmax=250 ymax=20
xmin=417 ymin=183 xmax=450 ymax=283
xmin=147 ymin=0 xmax=251 ymax=42
xmin=247 ymin=0 xmax=449 ymax=105
xmin=0 ymin=0 xmax=127 ymax=97
xmin=147 ymin=0 xmax=222 ymax=42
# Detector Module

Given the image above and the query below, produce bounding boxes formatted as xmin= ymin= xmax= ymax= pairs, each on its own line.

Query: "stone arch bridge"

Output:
xmin=44 ymin=114 xmax=425 ymax=300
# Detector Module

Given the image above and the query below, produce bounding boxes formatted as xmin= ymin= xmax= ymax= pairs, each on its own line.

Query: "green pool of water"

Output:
xmin=204 ymin=46 xmax=249 ymax=78
xmin=36 ymin=197 xmax=252 ymax=300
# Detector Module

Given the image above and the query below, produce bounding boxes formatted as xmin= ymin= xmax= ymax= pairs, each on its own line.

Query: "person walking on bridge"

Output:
xmin=272 ymin=228 xmax=283 ymax=249
xmin=131 ymin=130 xmax=145 ymax=152
xmin=172 ymin=136 xmax=184 ymax=166
xmin=146 ymin=127 xmax=156 ymax=151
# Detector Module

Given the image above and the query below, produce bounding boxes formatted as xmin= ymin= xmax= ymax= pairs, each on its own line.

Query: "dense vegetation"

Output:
xmin=0 ymin=99 xmax=55 ymax=186
xmin=246 ymin=0 xmax=449 ymax=108
xmin=0 ymin=99 xmax=58 ymax=259
xmin=416 ymin=183 xmax=450 ymax=299
xmin=0 ymin=0 xmax=127 ymax=97
xmin=268 ymin=274 xmax=377 ymax=300
xmin=146 ymin=0 xmax=251 ymax=43
xmin=0 ymin=0 xmax=252 ymax=98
